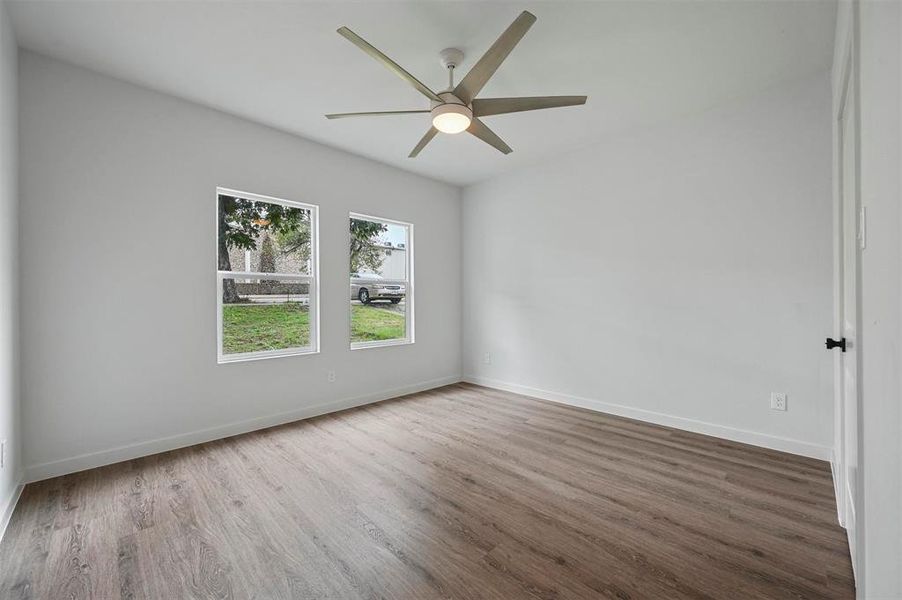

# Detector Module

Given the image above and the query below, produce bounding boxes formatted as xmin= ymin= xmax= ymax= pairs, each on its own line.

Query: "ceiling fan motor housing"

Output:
xmin=432 ymin=91 xmax=468 ymax=109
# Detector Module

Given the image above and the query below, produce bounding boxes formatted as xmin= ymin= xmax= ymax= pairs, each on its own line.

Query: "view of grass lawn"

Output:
xmin=222 ymin=303 xmax=310 ymax=354
xmin=222 ymin=302 xmax=406 ymax=354
xmin=351 ymin=304 xmax=405 ymax=343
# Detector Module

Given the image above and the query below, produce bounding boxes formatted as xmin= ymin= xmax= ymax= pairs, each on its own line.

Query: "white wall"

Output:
xmin=18 ymin=52 xmax=461 ymax=480
xmin=0 ymin=0 xmax=21 ymax=534
xmin=855 ymin=0 xmax=902 ymax=595
xmin=463 ymin=74 xmax=834 ymax=459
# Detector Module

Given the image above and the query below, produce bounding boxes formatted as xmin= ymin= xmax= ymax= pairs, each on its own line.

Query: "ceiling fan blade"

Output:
xmin=453 ymin=11 xmax=537 ymax=104
xmin=409 ymin=127 xmax=439 ymax=158
xmin=467 ymin=118 xmax=512 ymax=154
xmin=472 ymin=96 xmax=587 ymax=117
xmin=337 ymin=27 xmax=442 ymax=103
xmin=326 ymin=110 xmax=430 ymax=119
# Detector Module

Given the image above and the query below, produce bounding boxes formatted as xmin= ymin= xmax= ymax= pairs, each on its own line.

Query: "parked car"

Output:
xmin=350 ymin=273 xmax=405 ymax=304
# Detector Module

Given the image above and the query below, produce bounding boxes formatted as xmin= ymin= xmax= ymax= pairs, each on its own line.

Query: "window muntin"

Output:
xmin=349 ymin=214 xmax=413 ymax=349
xmin=217 ymin=189 xmax=319 ymax=362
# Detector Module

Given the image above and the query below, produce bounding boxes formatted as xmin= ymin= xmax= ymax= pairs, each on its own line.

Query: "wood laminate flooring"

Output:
xmin=0 ymin=383 xmax=854 ymax=599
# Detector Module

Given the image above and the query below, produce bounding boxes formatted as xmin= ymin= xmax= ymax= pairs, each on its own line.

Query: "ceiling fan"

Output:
xmin=326 ymin=10 xmax=587 ymax=157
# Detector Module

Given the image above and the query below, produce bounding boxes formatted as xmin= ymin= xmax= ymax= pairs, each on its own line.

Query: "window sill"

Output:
xmin=350 ymin=339 xmax=414 ymax=351
xmin=218 ymin=347 xmax=319 ymax=364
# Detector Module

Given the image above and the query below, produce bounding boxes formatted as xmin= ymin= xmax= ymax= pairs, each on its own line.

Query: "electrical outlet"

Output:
xmin=770 ymin=392 xmax=787 ymax=411
xmin=327 ymin=370 xmax=336 ymax=383
xmin=483 ymin=352 xmax=492 ymax=365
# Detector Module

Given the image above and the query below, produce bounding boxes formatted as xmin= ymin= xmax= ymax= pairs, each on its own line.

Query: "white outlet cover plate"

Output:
xmin=770 ymin=393 xmax=787 ymax=411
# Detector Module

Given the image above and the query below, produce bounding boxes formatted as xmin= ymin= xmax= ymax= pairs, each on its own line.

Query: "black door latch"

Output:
xmin=826 ymin=337 xmax=847 ymax=352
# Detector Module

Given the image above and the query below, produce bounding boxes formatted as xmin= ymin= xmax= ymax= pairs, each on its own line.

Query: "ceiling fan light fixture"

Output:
xmin=330 ymin=11 xmax=587 ymax=157
xmin=431 ymin=103 xmax=472 ymax=134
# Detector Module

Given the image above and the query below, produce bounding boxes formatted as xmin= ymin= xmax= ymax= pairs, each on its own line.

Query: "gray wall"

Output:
xmin=0 ymin=0 xmax=20 ymax=530
xmin=462 ymin=73 xmax=834 ymax=458
xmin=18 ymin=51 xmax=461 ymax=480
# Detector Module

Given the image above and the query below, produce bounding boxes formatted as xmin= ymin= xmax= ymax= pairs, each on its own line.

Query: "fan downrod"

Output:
xmin=439 ymin=48 xmax=465 ymax=89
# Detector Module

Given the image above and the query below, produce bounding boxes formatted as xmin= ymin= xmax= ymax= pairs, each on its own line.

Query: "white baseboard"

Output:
xmin=0 ymin=479 xmax=24 ymax=544
xmin=25 ymin=375 xmax=461 ymax=483
xmin=464 ymin=375 xmax=831 ymax=461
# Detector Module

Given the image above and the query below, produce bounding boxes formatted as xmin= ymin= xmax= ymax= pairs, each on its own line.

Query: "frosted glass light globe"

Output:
xmin=432 ymin=104 xmax=473 ymax=134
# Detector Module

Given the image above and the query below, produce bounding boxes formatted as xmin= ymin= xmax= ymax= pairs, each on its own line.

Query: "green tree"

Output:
xmin=274 ymin=226 xmax=311 ymax=266
xmin=218 ymin=195 xmax=308 ymax=303
xmin=259 ymin=233 xmax=276 ymax=273
xmin=258 ymin=232 xmax=276 ymax=292
xmin=350 ymin=218 xmax=388 ymax=274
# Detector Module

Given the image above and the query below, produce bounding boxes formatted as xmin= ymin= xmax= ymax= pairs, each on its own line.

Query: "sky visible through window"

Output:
xmin=381 ymin=223 xmax=407 ymax=247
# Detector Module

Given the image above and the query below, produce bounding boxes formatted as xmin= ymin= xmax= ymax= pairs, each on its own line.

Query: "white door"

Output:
xmin=834 ymin=44 xmax=861 ymax=580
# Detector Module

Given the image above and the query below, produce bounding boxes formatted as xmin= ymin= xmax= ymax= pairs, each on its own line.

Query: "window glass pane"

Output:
xmin=351 ymin=301 xmax=406 ymax=344
xmin=221 ymin=276 xmax=310 ymax=356
xmin=349 ymin=218 xmax=408 ymax=280
xmin=219 ymin=194 xmax=311 ymax=275
xmin=350 ymin=215 xmax=410 ymax=346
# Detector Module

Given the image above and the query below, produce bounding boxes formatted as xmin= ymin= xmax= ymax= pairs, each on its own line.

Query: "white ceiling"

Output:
xmin=8 ymin=0 xmax=836 ymax=186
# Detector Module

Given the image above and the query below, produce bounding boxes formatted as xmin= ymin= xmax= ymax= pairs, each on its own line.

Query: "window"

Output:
xmin=349 ymin=213 xmax=413 ymax=349
xmin=217 ymin=188 xmax=319 ymax=362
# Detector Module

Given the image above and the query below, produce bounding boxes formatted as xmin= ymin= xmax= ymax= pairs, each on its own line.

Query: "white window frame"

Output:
xmin=217 ymin=187 xmax=320 ymax=363
xmin=349 ymin=212 xmax=415 ymax=350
